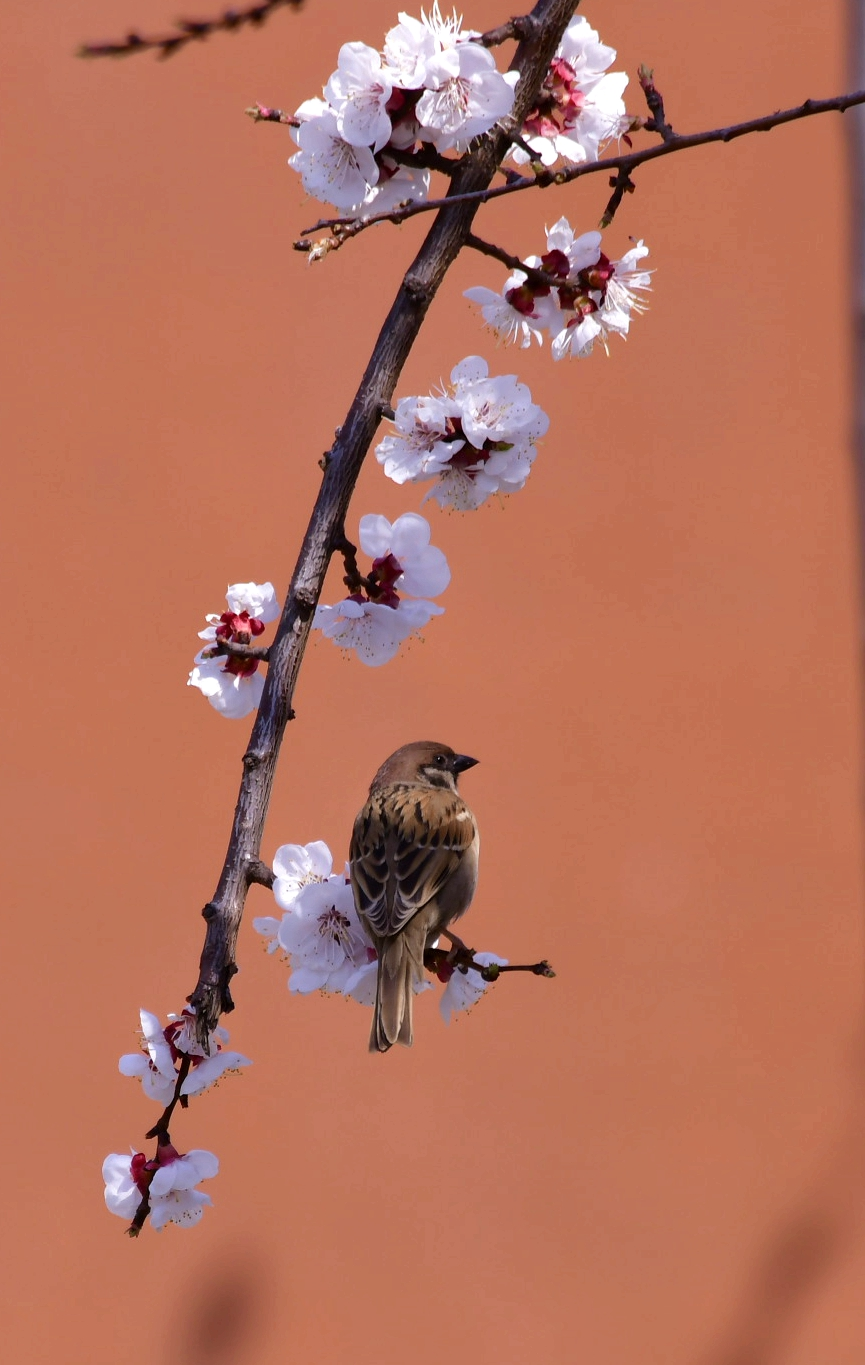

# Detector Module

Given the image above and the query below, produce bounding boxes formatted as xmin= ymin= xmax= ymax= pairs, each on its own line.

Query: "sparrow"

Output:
xmin=349 ymin=741 xmax=480 ymax=1053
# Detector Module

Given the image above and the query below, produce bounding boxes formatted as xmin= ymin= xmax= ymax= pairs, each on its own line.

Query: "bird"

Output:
xmin=349 ymin=741 xmax=480 ymax=1053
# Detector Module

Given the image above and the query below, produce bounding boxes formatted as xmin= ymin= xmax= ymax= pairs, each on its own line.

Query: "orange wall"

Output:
xmin=2 ymin=2 xmax=863 ymax=1362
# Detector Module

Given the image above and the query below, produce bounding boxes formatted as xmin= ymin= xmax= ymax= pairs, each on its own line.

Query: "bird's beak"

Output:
xmin=452 ymin=753 xmax=479 ymax=774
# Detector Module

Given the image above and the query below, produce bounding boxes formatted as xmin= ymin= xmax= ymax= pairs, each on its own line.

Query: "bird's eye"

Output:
xmin=434 ymin=754 xmax=447 ymax=766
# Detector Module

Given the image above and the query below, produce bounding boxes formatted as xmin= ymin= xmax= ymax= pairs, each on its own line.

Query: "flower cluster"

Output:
xmin=376 ymin=355 xmax=549 ymax=510
xmin=254 ymin=840 xmax=506 ymax=1022
xmin=466 ymin=217 xmax=651 ymax=356
xmin=288 ymin=5 xmax=518 ymax=214
xmin=103 ymin=1145 xmax=219 ymax=1233
xmin=313 ymin=512 xmax=449 ymax=666
xmin=118 ymin=1007 xmax=251 ymax=1106
xmin=508 ymin=14 xmax=629 ymax=168
xmin=188 ymin=580 xmax=279 ymax=719
xmin=253 ymin=841 xmax=379 ymax=1000
xmin=103 ymin=1006 xmax=251 ymax=1233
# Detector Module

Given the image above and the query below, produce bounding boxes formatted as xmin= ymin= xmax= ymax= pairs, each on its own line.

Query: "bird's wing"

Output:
xmin=350 ymin=784 xmax=477 ymax=940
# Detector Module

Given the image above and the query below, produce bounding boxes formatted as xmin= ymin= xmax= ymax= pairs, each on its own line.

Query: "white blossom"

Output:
xmin=314 ymin=596 xmax=443 ymax=666
xmin=103 ymin=1150 xmax=147 ymax=1222
xmin=223 ymin=581 xmax=279 ymax=623
xmin=420 ymin=2 xmax=479 ymax=49
xmin=189 ymin=579 xmax=277 ymax=719
xmin=440 ymin=952 xmax=509 ymax=1023
xmin=252 ymin=914 xmax=282 ymax=952
xmin=464 ymin=268 xmax=559 ymax=348
xmin=188 ymin=655 xmax=264 ymax=719
xmin=417 ymin=42 xmax=518 ymax=150
xmin=551 ymin=234 xmax=651 ymax=358
xmin=271 ymin=839 xmax=334 ymax=910
xmin=277 ymin=871 xmax=375 ymax=993
xmin=102 ymin=1146 xmax=219 ymax=1231
xmin=289 ymin=100 xmax=379 ymax=211
xmin=359 ymin=161 xmax=431 ymax=217
xmin=148 ymin=1148 xmax=219 ymax=1230
xmin=383 ymin=13 xmax=437 ymax=88
xmin=510 ymin=15 xmax=629 ymax=168
xmin=467 ymin=220 xmax=651 ymax=358
xmin=325 ymin=42 xmax=394 ymax=152
xmin=118 ymin=1009 xmax=179 ymax=1106
xmin=376 ymin=392 xmax=463 ymax=486
xmin=118 ymin=1008 xmax=251 ymax=1102
xmin=359 ymin=511 xmax=450 ymax=596
xmin=314 ymin=513 xmax=448 ymax=665
xmin=377 ymin=357 xmax=549 ymax=510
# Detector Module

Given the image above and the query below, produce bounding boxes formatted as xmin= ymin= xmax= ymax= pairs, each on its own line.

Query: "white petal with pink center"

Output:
xmin=118 ymin=1008 xmax=177 ymax=1105
xmin=277 ymin=874 xmax=374 ymax=993
xmin=557 ymin=15 xmax=618 ymax=88
xmin=325 ymin=42 xmax=394 ymax=152
xmin=313 ymin=597 xmax=438 ymax=666
xmin=188 ymin=654 xmax=264 ymax=719
xmin=545 ymin=219 xmax=602 ymax=274
xmin=440 ymin=952 xmax=509 ymax=1023
xmin=289 ymin=102 xmax=379 ymax=212
xmin=464 ymin=271 xmax=560 ymax=348
xmin=417 ymin=44 xmax=518 ymax=150
xmin=451 ymin=356 xmax=550 ymax=449
xmin=375 ymin=393 xmax=463 ymax=484
xmin=148 ymin=1149 xmax=219 ymax=1230
xmin=359 ymin=512 xmax=450 ymax=598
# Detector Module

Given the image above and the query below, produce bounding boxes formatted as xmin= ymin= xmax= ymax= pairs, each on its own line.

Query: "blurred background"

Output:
xmin=3 ymin=1 xmax=863 ymax=1361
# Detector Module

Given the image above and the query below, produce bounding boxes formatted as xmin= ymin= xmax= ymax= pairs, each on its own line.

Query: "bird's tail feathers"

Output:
xmin=370 ymin=927 xmax=425 ymax=1053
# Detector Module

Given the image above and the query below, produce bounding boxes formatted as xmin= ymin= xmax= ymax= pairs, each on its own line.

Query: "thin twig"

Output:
xmin=638 ymin=64 xmax=675 ymax=142
xmin=145 ymin=1055 xmax=192 ymax=1140
xmin=187 ymin=0 xmax=580 ymax=1044
xmin=424 ymin=945 xmax=556 ymax=981
xmin=296 ymin=88 xmax=865 ymax=244
xmin=246 ymin=103 xmax=296 ymax=126
xmin=479 ymin=13 xmax=540 ymax=47
xmin=213 ymin=641 xmax=271 ymax=662
xmin=465 ymin=231 xmax=556 ymax=289
xmin=78 ymin=0 xmax=301 ymax=60
xmin=598 ymin=167 xmax=635 ymax=229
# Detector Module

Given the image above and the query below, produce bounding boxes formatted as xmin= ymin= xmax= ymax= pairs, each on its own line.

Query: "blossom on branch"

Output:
xmin=313 ymin=513 xmax=448 ymax=665
xmin=465 ymin=218 xmax=651 ymax=358
xmin=118 ymin=1007 xmax=251 ymax=1102
xmin=463 ymin=269 xmax=558 ymax=348
xmin=325 ymin=43 xmax=394 ymax=152
xmin=376 ymin=356 xmax=549 ymax=509
xmin=439 ymin=951 xmax=509 ymax=1023
xmin=509 ymin=14 xmax=630 ymax=168
xmin=286 ymin=5 xmax=520 ymax=216
xmin=416 ymin=41 xmax=519 ymax=152
xmin=255 ymin=840 xmax=376 ymax=993
xmin=102 ymin=1145 xmax=219 ymax=1232
xmin=289 ymin=98 xmax=380 ymax=211
xmin=188 ymin=579 xmax=279 ymax=719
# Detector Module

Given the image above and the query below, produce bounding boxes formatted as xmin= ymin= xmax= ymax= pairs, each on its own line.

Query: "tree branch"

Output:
xmin=465 ymin=230 xmax=556 ymax=289
xmin=187 ymin=0 xmax=580 ymax=1045
xmin=295 ymin=88 xmax=865 ymax=245
xmin=78 ymin=0 xmax=301 ymax=60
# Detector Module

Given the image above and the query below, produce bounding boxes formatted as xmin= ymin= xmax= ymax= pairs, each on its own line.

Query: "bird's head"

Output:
xmin=371 ymin=741 xmax=479 ymax=792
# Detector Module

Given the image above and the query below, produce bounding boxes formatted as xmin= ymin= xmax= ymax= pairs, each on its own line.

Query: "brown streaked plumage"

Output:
xmin=349 ymin=741 xmax=480 ymax=1053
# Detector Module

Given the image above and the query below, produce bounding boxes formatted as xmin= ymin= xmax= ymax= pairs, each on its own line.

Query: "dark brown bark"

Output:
xmin=188 ymin=0 xmax=581 ymax=1043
